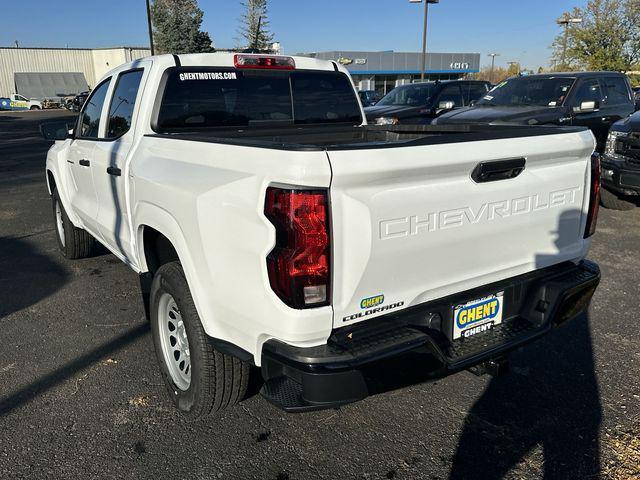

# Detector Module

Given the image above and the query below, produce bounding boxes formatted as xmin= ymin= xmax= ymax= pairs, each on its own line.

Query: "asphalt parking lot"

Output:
xmin=1 ymin=109 xmax=639 ymax=480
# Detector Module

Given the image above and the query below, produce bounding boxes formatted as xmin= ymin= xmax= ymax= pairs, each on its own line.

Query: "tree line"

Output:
xmin=473 ymin=0 xmax=639 ymax=86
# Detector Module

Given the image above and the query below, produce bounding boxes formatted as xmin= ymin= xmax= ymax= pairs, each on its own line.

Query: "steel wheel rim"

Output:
xmin=55 ymin=200 xmax=65 ymax=247
xmin=158 ymin=293 xmax=191 ymax=391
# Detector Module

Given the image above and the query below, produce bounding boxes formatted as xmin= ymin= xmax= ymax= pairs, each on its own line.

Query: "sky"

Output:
xmin=1 ymin=0 xmax=589 ymax=70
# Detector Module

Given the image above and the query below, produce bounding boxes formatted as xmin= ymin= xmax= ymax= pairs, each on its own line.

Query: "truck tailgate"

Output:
xmin=328 ymin=129 xmax=595 ymax=327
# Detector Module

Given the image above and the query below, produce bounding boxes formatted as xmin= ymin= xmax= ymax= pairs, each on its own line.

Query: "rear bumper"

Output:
xmin=260 ymin=260 xmax=600 ymax=412
xmin=602 ymin=157 xmax=640 ymax=195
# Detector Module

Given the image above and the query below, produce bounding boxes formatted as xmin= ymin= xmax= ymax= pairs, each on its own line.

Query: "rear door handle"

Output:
xmin=107 ymin=166 xmax=121 ymax=177
xmin=472 ymin=158 xmax=526 ymax=183
xmin=78 ymin=159 xmax=90 ymax=167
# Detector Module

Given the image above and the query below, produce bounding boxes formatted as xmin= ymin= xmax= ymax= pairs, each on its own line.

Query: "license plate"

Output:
xmin=453 ymin=292 xmax=504 ymax=340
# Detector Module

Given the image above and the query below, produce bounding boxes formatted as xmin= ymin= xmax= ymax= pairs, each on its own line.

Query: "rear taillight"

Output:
xmin=234 ymin=54 xmax=296 ymax=70
xmin=584 ymin=153 xmax=601 ymax=238
xmin=264 ymin=187 xmax=330 ymax=309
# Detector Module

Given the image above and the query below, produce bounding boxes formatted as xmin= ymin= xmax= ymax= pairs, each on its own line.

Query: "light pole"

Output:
xmin=556 ymin=16 xmax=582 ymax=69
xmin=145 ymin=0 xmax=155 ymax=56
xmin=488 ymin=53 xmax=499 ymax=83
xmin=410 ymin=0 xmax=439 ymax=82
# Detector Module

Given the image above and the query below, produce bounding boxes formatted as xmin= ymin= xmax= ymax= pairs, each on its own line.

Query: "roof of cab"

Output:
xmin=173 ymin=52 xmax=338 ymax=71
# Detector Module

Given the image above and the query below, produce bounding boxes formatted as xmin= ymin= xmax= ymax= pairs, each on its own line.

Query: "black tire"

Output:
xmin=150 ymin=261 xmax=249 ymax=418
xmin=52 ymin=188 xmax=94 ymax=259
xmin=30 ymin=105 xmax=40 ymax=110
xmin=600 ymin=188 xmax=635 ymax=211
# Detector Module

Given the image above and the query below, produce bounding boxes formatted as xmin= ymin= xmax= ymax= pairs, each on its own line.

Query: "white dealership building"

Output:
xmin=0 ymin=46 xmax=150 ymax=99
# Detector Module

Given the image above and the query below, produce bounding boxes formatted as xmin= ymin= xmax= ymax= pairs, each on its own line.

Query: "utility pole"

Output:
xmin=410 ymin=0 xmax=440 ymax=82
xmin=488 ymin=53 xmax=499 ymax=83
xmin=145 ymin=0 xmax=155 ymax=56
xmin=556 ymin=16 xmax=581 ymax=69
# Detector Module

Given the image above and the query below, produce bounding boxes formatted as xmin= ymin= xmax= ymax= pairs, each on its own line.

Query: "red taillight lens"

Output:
xmin=234 ymin=54 xmax=296 ymax=70
xmin=264 ymin=187 xmax=330 ymax=309
xmin=584 ymin=153 xmax=601 ymax=238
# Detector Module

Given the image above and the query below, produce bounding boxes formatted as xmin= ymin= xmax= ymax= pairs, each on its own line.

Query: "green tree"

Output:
xmin=151 ymin=0 xmax=214 ymax=54
xmin=551 ymin=0 xmax=640 ymax=71
xmin=237 ymin=0 xmax=275 ymax=50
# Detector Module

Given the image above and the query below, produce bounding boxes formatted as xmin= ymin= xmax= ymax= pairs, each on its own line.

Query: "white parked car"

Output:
xmin=43 ymin=53 xmax=601 ymax=417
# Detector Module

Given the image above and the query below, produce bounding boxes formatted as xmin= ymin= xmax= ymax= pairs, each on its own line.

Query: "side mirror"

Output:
xmin=574 ymin=100 xmax=599 ymax=114
xmin=40 ymin=121 xmax=74 ymax=141
xmin=438 ymin=101 xmax=455 ymax=110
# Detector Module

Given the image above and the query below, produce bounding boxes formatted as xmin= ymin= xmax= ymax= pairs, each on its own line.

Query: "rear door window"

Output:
xmin=437 ymin=84 xmax=464 ymax=107
xmin=462 ymin=83 xmax=489 ymax=105
xmin=106 ymin=69 xmax=144 ymax=139
xmin=155 ymin=69 xmax=362 ymax=131
xmin=602 ymin=76 xmax=631 ymax=105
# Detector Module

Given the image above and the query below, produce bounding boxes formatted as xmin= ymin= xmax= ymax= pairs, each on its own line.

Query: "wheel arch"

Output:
xmin=46 ymin=169 xmax=56 ymax=195
xmin=134 ymin=203 xmax=215 ymax=338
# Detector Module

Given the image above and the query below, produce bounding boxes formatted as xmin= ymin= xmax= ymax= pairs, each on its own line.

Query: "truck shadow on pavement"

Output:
xmin=0 ymin=322 xmax=149 ymax=417
xmin=448 ymin=312 xmax=601 ymax=480
xmin=450 ymin=209 xmax=602 ymax=479
xmin=0 ymin=236 xmax=68 ymax=320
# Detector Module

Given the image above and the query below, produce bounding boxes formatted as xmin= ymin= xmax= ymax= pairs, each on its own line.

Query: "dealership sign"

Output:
xmin=450 ymin=62 xmax=470 ymax=70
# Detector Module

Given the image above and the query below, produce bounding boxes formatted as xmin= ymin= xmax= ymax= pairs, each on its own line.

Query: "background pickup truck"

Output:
xmin=43 ymin=53 xmax=601 ymax=417
xmin=601 ymin=109 xmax=640 ymax=210
xmin=0 ymin=93 xmax=42 ymax=110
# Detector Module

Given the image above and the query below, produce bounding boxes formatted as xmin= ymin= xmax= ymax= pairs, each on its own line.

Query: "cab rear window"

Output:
xmin=155 ymin=68 xmax=362 ymax=131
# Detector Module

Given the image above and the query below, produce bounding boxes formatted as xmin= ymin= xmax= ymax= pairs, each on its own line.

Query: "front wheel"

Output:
xmin=600 ymin=188 xmax=635 ymax=211
xmin=30 ymin=105 xmax=40 ymax=110
xmin=52 ymin=189 xmax=94 ymax=259
xmin=150 ymin=261 xmax=249 ymax=418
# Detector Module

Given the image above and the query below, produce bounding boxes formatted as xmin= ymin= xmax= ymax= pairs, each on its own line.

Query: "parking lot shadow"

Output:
xmin=450 ymin=210 xmax=602 ymax=479
xmin=0 ymin=323 xmax=149 ymax=417
xmin=0 ymin=236 xmax=69 ymax=320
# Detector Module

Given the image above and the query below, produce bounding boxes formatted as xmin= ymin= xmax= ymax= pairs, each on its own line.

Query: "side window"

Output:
xmin=572 ymin=79 xmax=604 ymax=106
xmin=437 ymin=84 xmax=463 ymax=107
xmin=107 ymin=70 xmax=144 ymax=139
xmin=462 ymin=84 xmax=489 ymax=105
xmin=602 ymin=76 xmax=631 ymax=105
xmin=78 ymin=79 xmax=111 ymax=139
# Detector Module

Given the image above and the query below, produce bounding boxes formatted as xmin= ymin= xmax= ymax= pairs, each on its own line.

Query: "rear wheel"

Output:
xmin=600 ymin=188 xmax=635 ymax=211
xmin=150 ymin=261 xmax=249 ymax=418
xmin=52 ymin=189 xmax=94 ymax=259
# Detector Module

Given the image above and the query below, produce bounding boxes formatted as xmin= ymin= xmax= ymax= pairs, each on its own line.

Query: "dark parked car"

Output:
xmin=71 ymin=91 xmax=90 ymax=112
xmin=600 ymin=110 xmax=640 ymax=210
xmin=633 ymin=86 xmax=640 ymax=109
xmin=358 ymin=90 xmax=381 ymax=107
xmin=364 ymin=80 xmax=491 ymax=125
xmin=433 ymin=72 xmax=636 ymax=152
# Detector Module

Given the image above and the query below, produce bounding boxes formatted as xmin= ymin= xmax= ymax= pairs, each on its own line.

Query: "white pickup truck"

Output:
xmin=0 ymin=93 xmax=42 ymax=111
xmin=43 ymin=53 xmax=601 ymax=417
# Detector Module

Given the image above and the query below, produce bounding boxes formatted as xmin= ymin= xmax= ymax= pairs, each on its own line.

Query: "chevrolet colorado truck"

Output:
xmin=43 ymin=53 xmax=601 ymax=417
